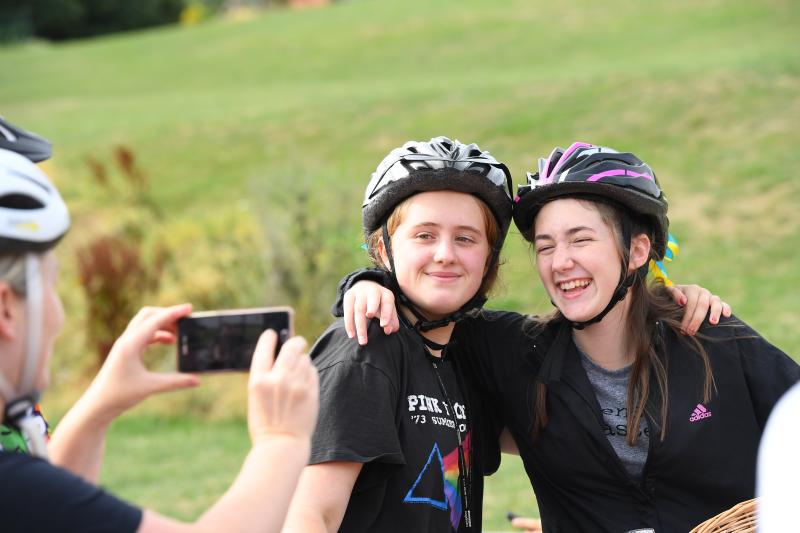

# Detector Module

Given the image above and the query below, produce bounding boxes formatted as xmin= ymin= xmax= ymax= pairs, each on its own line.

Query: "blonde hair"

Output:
xmin=365 ymin=193 xmax=501 ymax=299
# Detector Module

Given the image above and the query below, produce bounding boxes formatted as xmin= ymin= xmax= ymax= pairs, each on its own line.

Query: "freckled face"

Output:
xmin=382 ymin=191 xmax=492 ymax=320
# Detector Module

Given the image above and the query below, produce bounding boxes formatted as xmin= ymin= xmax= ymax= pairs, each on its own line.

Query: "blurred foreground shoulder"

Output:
xmin=0 ymin=452 xmax=142 ymax=533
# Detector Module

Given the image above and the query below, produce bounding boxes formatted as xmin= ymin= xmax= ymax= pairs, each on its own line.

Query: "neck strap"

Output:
xmin=381 ymin=222 xmax=490 ymax=333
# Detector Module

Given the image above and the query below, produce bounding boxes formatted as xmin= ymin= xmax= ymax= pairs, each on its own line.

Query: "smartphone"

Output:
xmin=177 ymin=307 xmax=293 ymax=373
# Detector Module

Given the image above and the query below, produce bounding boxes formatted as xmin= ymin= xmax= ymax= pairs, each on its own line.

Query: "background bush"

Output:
xmin=0 ymin=0 xmax=184 ymax=42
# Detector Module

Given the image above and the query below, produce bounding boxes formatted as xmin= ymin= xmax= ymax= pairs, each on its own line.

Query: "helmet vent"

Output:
xmin=0 ymin=194 xmax=44 ymax=210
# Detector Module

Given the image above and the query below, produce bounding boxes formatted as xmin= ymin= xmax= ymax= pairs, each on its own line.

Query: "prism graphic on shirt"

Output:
xmin=403 ymin=432 xmax=472 ymax=530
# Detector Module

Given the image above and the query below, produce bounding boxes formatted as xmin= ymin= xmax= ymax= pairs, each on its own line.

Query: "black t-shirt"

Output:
xmin=0 ymin=451 xmax=143 ymax=533
xmin=309 ymin=318 xmax=500 ymax=533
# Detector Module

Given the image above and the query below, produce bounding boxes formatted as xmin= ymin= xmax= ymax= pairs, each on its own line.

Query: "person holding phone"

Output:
xmin=338 ymin=142 xmax=799 ymax=531
xmin=0 ymin=118 xmax=319 ymax=533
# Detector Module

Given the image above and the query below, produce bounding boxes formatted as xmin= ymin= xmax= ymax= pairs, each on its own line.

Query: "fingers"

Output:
xmin=250 ymin=329 xmax=279 ymax=376
xmin=681 ymin=285 xmax=709 ymax=335
xmin=365 ymin=288 xmax=381 ymax=319
xmin=343 ymin=290 xmax=356 ymax=339
xmin=127 ymin=304 xmax=193 ymax=349
xmin=722 ymin=300 xmax=732 ymax=318
xmin=708 ymin=295 xmax=724 ymax=325
xmin=665 ymin=285 xmax=688 ymax=307
xmin=511 ymin=517 xmax=543 ymax=532
xmin=354 ymin=295 xmax=369 ymax=346
xmin=272 ymin=336 xmax=310 ymax=373
xmin=148 ymin=372 xmax=201 ymax=394
xmin=149 ymin=331 xmax=176 ymax=345
xmin=379 ymin=289 xmax=399 ymax=334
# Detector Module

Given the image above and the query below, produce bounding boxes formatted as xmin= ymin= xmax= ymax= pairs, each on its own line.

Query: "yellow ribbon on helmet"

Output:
xmin=649 ymin=233 xmax=679 ymax=287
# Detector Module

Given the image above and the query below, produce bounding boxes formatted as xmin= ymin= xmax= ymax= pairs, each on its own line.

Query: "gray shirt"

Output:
xmin=578 ymin=347 xmax=650 ymax=480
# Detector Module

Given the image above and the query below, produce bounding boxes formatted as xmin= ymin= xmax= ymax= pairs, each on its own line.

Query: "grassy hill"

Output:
xmin=1 ymin=0 xmax=798 ymax=528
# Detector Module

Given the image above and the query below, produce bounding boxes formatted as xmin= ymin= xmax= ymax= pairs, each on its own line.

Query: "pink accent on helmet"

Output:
xmin=540 ymin=146 xmax=562 ymax=182
xmin=586 ymin=168 xmax=655 ymax=182
xmin=514 ymin=196 xmax=521 ymax=203
xmin=544 ymin=142 xmax=594 ymax=183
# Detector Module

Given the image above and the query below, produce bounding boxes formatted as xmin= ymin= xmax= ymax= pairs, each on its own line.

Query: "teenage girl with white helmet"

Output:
xmin=339 ymin=142 xmax=797 ymax=531
xmin=0 ymin=117 xmax=319 ymax=533
xmin=284 ymin=136 xmax=515 ymax=532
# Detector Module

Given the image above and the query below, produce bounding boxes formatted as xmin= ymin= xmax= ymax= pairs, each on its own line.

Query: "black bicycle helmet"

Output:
xmin=0 ymin=116 xmax=52 ymax=163
xmin=514 ymin=142 xmax=669 ymax=259
xmin=514 ymin=142 xmax=669 ymax=329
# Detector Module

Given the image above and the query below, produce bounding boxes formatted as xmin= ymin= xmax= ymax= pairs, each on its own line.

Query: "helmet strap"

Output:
xmin=380 ymin=222 xmax=490 ymax=335
xmin=4 ymin=396 xmax=48 ymax=458
xmin=20 ymin=253 xmax=43 ymax=395
xmin=0 ymin=254 xmax=44 ymax=416
xmin=570 ymin=220 xmax=647 ymax=330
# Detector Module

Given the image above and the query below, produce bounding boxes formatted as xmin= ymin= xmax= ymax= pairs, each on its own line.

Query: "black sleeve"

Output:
xmin=330 ymin=268 xmax=393 ymax=317
xmin=732 ymin=319 xmax=800 ymax=429
xmin=309 ymin=321 xmax=405 ymax=465
xmin=453 ymin=311 xmax=539 ymax=474
xmin=455 ymin=310 xmax=540 ymax=395
xmin=0 ymin=452 xmax=142 ymax=533
xmin=469 ymin=385 xmax=503 ymax=476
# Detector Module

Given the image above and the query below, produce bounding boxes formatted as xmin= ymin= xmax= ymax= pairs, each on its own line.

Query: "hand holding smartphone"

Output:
xmin=177 ymin=307 xmax=293 ymax=372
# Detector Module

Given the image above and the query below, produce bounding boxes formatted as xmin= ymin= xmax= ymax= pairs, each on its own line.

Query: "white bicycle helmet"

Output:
xmin=362 ymin=136 xmax=513 ymax=335
xmin=0 ymin=147 xmax=70 ymax=458
xmin=363 ymin=136 xmax=513 ymax=240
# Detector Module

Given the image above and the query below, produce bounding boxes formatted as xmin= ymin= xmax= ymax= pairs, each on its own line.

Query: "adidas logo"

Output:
xmin=689 ymin=403 xmax=712 ymax=422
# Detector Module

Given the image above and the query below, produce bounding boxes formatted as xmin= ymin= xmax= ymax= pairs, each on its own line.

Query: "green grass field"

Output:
xmin=2 ymin=0 xmax=798 ymax=529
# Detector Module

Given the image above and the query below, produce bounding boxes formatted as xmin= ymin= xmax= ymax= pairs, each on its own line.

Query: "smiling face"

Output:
xmin=533 ymin=198 xmax=630 ymax=324
xmin=378 ymin=190 xmax=492 ymax=320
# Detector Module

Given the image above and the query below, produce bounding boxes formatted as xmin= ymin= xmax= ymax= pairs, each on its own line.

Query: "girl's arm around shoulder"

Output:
xmin=456 ymin=310 xmax=550 ymax=394
xmin=311 ymin=318 xmax=405 ymax=376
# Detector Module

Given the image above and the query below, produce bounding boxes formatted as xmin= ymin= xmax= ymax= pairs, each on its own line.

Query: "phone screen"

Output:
xmin=177 ymin=308 xmax=292 ymax=372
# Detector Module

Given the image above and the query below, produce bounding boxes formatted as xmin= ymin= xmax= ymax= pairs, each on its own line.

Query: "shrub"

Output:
xmin=29 ymin=0 xmax=185 ymax=41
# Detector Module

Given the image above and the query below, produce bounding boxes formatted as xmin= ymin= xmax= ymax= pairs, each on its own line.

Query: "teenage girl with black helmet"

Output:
xmin=0 ymin=116 xmax=320 ymax=533
xmin=339 ymin=142 xmax=798 ymax=531
xmin=283 ymin=136 xmax=515 ymax=532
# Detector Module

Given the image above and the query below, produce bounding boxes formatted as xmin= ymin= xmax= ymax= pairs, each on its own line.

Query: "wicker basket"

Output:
xmin=689 ymin=498 xmax=757 ymax=533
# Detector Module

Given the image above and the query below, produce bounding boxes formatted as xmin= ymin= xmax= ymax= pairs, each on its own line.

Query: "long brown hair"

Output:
xmin=530 ymin=199 xmax=716 ymax=445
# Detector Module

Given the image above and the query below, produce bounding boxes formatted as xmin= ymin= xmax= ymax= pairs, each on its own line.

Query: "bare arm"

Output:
xmin=49 ymin=305 xmax=200 ymax=482
xmin=341 ymin=281 xmax=733 ymax=344
xmin=139 ymin=435 xmax=313 ymax=533
xmin=499 ymin=427 xmax=519 ymax=455
xmin=52 ymin=305 xmax=319 ymax=533
xmin=282 ymin=462 xmax=363 ymax=532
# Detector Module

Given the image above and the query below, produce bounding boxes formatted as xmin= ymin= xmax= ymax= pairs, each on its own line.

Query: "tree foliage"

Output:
xmin=0 ymin=0 xmax=184 ymax=42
